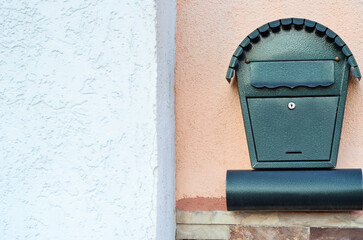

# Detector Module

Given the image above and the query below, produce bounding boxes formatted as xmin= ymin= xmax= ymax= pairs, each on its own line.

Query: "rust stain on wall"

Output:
xmin=176 ymin=197 xmax=227 ymax=211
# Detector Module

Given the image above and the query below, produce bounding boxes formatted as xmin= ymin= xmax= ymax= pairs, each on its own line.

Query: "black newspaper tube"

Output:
xmin=226 ymin=169 xmax=363 ymax=211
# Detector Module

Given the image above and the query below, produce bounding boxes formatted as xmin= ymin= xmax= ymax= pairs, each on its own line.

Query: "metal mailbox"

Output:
xmin=226 ymin=18 xmax=361 ymax=169
xmin=225 ymin=18 xmax=363 ymax=211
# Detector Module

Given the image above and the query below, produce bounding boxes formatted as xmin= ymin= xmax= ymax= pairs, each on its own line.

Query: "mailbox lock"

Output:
xmin=288 ymin=102 xmax=296 ymax=110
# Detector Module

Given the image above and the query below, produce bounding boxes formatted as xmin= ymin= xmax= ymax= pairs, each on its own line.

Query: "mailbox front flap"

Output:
xmin=250 ymin=60 xmax=335 ymax=88
xmin=247 ymin=96 xmax=339 ymax=161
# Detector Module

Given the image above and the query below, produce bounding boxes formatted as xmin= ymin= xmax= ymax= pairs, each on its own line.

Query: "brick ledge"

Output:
xmin=176 ymin=210 xmax=363 ymax=239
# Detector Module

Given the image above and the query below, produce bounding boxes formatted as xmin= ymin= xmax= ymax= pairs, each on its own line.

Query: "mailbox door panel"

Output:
xmin=247 ymin=96 xmax=339 ymax=161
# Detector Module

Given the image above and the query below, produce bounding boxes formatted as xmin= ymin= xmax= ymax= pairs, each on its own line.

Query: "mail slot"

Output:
xmin=250 ymin=60 xmax=335 ymax=88
xmin=226 ymin=18 xmax=361 ymax=169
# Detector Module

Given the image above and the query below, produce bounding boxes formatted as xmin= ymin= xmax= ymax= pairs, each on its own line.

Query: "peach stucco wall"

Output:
xmin=175 ymin=0 xmax=363 ymax=210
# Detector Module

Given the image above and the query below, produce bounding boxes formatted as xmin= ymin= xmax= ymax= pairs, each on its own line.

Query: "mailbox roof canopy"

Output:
xmin=226 ymin=18 xmax=361 ymax=83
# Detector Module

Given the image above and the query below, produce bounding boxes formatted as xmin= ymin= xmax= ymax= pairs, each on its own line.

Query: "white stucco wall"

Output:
xmin=0 ymin=1 xmax=175 ymax=239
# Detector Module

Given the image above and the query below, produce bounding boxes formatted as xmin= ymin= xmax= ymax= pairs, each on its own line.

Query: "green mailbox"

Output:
xmin=225 ymin=18 xmax=362 ymax=211
xmin=226 ymin=18 xmax=361 ymax=169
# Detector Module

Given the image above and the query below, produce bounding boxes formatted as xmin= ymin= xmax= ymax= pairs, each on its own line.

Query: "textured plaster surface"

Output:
xmin=175 ymin=0 xmax=363 ymax=209
xmin=0 ymin=1 xmax=175 ymax=239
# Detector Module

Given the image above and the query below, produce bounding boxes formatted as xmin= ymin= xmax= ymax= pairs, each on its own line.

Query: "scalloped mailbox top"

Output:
xmin=226 ymin=18 xmax=361 ymax=85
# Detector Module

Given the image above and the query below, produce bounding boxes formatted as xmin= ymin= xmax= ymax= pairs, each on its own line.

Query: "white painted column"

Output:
xmin=156 ymin=0 xmax=177 ymax=239
xmin=0 ymin=1 xmax=176 ymax=239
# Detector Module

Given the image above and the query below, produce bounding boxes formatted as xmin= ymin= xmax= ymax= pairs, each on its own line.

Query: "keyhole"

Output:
xmin=288 ymin=102 xmax=295 ymax=110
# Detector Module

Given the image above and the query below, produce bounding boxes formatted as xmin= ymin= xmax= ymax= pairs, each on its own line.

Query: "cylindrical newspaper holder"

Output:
xmin=226 ymin=169 xmax=363 ymax=211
